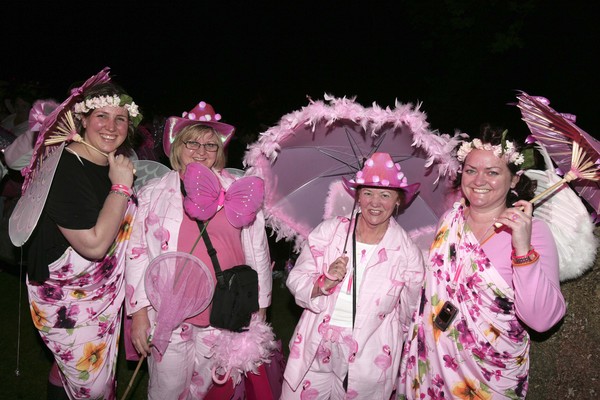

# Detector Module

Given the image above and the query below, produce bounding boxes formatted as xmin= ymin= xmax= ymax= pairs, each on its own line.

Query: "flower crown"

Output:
xmin=456 ymin=132 xmax=525 ymax=166
xmin=73 ymin=94 xmax=143 ymax=127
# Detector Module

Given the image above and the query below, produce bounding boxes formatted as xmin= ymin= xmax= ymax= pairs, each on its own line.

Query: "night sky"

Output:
xmin=4 ymin=1 xmax=599 ymax=161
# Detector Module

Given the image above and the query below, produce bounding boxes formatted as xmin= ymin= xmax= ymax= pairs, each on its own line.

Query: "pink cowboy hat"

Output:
xmin=343 ymin=152 xmax=420 ymax=206
xmin=163 ymin=101 xmax=235 ymax=156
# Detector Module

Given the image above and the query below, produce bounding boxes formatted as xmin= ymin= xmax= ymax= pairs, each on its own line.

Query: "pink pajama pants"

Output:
xmin=281 ymin=324 xmax=357 ymax=400
xmin=148 ymin=323 xmax=227 ymax=400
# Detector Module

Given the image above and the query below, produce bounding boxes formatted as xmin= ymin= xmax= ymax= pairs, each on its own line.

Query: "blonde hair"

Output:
xmin=169 ymin=124 xmax=227 ymax=171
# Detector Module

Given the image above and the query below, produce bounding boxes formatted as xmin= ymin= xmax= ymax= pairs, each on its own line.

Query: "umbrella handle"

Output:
xmin=120 ymin=355 xmax=146 ymax=400
xmin=493 ymin=174 xmax=571 ymax=228
xmin=212 ymin=366 xmax=231 ymax=385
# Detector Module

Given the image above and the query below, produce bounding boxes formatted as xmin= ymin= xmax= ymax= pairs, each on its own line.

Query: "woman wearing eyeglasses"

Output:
xmin=125 ymin=101 xmax=272 ymax=399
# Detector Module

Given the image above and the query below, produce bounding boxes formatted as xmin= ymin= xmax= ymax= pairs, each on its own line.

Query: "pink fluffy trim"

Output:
xmin=210 ymin=315 xmax=277 ymax=386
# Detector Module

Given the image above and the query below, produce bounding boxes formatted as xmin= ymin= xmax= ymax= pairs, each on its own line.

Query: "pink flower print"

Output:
xmin=374 ymin=345 xmax=392 ymax=382
xmin=289 ymin=333 xmax=303 ymax=359
xmin=443 ymin=354 xmax=458 ymax=371
xmin=432 ymin=374 xmax=445 ymax=388
xmin=56 ymin=263 xmax=73 ymax=278
xmin=37 ymin=284 xmax=64 ymax=302
xmin=153 ymin=227 xmax=170 ymax=250
xmin=300 ymin=380 xmax=319 ymax=400
xmin=426 ymin=386 xmax=446 ymax=400
xmin=54 ymin=305 xmax=79 ymax=329
xmin=431 ymin=253 xmax=444 ymax=267
xmin=59 ymin=349 xmax=74 ymax=363
xmin=456 ymin=320 xmax=476 ymax=348
xmin=417 ymin=324 xmax=428 ymax=361
xmin=76 ymin=387 xmax=91 ymax=398
xmin=490 ymin=296 xmax=512 ymax=315
xmin=345 ymin=389 xmax=359 ymax=399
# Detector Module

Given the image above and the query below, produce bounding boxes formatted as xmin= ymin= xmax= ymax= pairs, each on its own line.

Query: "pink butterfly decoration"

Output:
xmin=183 ymin=163 xmax=265 ymax=228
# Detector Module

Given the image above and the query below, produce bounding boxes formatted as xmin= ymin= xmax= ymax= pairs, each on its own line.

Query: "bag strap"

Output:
xmin=197 ymin=220 xmax=226 ymax=288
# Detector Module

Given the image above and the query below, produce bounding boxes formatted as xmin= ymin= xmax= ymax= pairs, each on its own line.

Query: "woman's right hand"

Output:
xmin=324 ymin=256 xmax=349 ymax=289
xmin=131 ymin=308 xmax=152 ymax=357
xmin=108 ymin=151 xmax=134 ymax=187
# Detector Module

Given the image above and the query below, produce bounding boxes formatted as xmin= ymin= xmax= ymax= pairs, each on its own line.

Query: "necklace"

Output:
xmin=356 ymin=223 xmax=386 ymax=244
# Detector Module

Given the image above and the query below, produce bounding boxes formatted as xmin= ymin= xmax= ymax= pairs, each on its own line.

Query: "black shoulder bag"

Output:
xmin=197 ymin=220 xmax=259 ymax=332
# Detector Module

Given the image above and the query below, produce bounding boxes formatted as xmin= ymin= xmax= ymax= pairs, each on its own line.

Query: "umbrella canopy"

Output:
xmin=244 ymin=95 xmax=461 ymax=250
xmin=144 ymin=251 xmax=215 ymax=359
xmin=517 ymin=92 xmax=600 ymax=213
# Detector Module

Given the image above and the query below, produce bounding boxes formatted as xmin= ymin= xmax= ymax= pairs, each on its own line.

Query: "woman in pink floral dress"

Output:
xmin=399 ymin=125 xmax=566 ymax=399
xmin=25 ymin=78 xmax=140 ymax=400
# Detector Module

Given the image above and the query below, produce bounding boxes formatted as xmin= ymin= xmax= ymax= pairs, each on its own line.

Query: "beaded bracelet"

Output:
xmin=111 ymin=184 xmax=132 ymax=197
xmin=316 ymin=274 xmax=335 ymax=296
xmin=109 ymin=190 xmax=131 ymax=200
xmin=511 ymin=247 xmax=540 ymax=267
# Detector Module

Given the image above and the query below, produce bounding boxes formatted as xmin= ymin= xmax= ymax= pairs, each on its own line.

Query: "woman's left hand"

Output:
xmin=256 ymin=308 xmax=267 ymax=321
xmin=498 ymin=200 xmax=533 ymax=255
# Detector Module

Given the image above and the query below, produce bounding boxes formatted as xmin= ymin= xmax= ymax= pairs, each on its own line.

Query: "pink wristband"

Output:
xmin=317 ymin=274 xmax=334 ymax=296
xmin=111 ymin=184 xmax=132 ymax=197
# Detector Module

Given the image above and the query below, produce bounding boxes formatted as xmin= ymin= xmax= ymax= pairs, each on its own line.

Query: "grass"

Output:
xmin=0 ymin=235 xmax=301 ymax=399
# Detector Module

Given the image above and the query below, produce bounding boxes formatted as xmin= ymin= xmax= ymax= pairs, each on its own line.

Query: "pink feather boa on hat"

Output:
xmin=208 ymin=315 xmax=277 ymax=386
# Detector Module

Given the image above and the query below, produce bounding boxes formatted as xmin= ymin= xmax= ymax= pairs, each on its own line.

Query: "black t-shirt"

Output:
xmin=27 ymin=150 xmax=111 ymax=282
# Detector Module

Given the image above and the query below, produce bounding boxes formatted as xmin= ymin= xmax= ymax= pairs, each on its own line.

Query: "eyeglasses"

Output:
xmin=183 ymin=141 xmax=219 ymax=152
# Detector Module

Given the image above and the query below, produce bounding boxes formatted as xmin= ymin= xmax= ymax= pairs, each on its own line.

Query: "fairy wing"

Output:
xmin=526 ymin=144 xmax=598 ymax=281
xmin=182 ymin=162 xmax=222 ymax=221
xmin=9 ymin=144 xmax=65 ymax=246
xmin=132 ymin=159 xmax=172 ymax=191
xmin=223 ymin=176 xmax=265 ymax=228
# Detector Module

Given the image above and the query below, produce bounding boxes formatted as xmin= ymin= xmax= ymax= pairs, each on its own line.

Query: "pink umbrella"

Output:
xmin=243 ymin=95 xmax=462 ymax=251
xmin=9 ymin=68 xmax=112 ymax=247
xmin=517 ymin=92 xmax=600 ymax=213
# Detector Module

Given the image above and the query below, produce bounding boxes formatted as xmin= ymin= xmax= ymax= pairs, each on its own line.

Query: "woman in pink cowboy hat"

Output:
xmin=125 ymin=101 xmax=273 ymax=399
xmin=281 ymin=152 xmax=426 ymax=399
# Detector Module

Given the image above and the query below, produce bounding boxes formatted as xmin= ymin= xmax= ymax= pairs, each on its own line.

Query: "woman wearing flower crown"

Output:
xmin=281 ymin=152 xmax=425 ymax=399
xmin=25 ymin=80 xmax=140 ymax=399
xmin=125 ymin=101 xmax=273 ymax=399
xmin=398 ymin=124 xmax=566 ymax=399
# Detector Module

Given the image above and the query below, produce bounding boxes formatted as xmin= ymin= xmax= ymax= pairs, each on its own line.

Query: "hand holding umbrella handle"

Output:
xmin=120 ymin=324 xmax=155 ymax=400
xmin=494 ymin=170 xmax=578 ymax=228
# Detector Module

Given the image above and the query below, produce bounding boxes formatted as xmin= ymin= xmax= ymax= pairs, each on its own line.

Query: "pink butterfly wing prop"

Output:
xmin=183 ymin=163 xmax=222 ymax=221
xmin=224 ymin=176 xmax=265 ymax=228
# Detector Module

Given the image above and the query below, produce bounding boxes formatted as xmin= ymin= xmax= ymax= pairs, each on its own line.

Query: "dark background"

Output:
xmin=2 ymin=2 xmax=600 ymax=398
xmin=3 ymin=0 xmax=599 ymax=165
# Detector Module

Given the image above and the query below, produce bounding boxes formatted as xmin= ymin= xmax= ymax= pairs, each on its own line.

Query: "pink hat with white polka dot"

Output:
xmin=163 ymin=101 xmax=235 ymax=156
xmin=343 ymin=152 xmax=420 ymax=206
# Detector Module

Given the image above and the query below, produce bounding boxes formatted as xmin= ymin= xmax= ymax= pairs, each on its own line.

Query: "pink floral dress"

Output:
xmin=399 ymin=203 xmax=529 ymax=400
xmin=27 ymin=203 xmax=135 ymax=400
